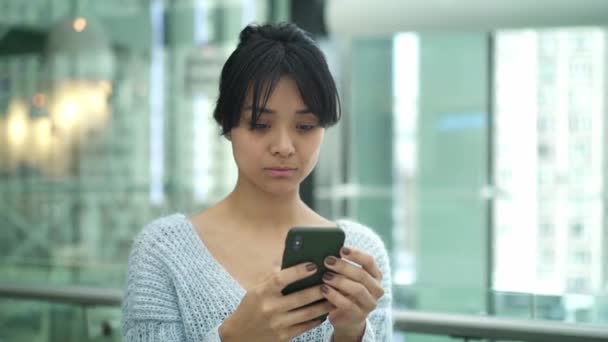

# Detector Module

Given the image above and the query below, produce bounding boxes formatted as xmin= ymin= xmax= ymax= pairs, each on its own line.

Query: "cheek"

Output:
xmin=305 ymin=148 xmax=321 ymax=170
xmin=300 ymin=136 xmax=323 ymax=167
xmin=232 ymin=137 xmax=263 ymax=167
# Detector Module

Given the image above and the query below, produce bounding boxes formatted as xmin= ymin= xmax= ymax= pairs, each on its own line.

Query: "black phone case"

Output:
xmin=280 ymin=226 xmax=345 ymax=321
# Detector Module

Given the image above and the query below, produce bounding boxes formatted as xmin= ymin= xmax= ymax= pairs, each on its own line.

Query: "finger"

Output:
xmin=279 ymin=285 xmax=326 ymax=311
xmin=340 ymin=246 xmax=383 ymax=280
xmin=324 ymin=255 xmax=384 ymax=300
xmin=270 ymin=262 xmax=318 ymax=293
xmin=322 ymin=272 xmax=376 ymax=312
xmin=320 ymin=283 xmax=364 ymax=317
xmin=283 ymin=299 xmax=334 ymax=326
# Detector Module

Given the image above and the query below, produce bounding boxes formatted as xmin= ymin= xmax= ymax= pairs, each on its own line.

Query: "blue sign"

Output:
xmin=438 ymin=111 xmax=486 ymax=131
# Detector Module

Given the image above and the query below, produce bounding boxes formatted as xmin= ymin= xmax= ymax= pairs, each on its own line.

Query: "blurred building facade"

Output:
xmin=494 ymin=28 xmax=607 ymax=298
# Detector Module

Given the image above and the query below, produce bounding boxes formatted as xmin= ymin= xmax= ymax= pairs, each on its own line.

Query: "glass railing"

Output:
xmin=393 ymin=284 xmax=608 ymax=325
xmin=393 ymin=310 xmax=608 ymax=342
xmin=1 ymin=260 xmax=127 ymax=288
xmin=0 ymin=296 xmax=121 ymax=342
xmin=1 ymin=282 xmax=607 ymax=342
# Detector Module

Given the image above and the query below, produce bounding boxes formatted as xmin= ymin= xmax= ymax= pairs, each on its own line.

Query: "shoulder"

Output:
xmin=336 ymin=219 xmax=388 ymax=259
xmin=130 ymin=213 xmax=193 ymax=257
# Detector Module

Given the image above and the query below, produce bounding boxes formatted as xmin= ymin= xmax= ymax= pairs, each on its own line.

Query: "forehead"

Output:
xmin=243 ymin=76 xmax=306 ymax=109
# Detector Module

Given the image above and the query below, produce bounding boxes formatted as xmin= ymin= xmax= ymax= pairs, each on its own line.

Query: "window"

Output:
xmin=540 ymin=249 xmax=555 ymax=264
xmin=494 ymin=28 xmax=606 ymax=300
xmin=539 ymin=222 xmax=554 ymax=237
xmin=538 ymin=143 xmax=553 ymax=161
xmin=570 ymin=250 xmax=590 ymax=264
xmin=570 ymin=222 xmax=585 ymax=238
xmin=567 ymin=277 xmax=590 ymax=293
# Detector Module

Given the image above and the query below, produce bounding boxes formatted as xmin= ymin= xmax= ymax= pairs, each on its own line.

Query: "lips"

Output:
xmin=264 ymin=167 xmax=297 ymax=177
xmin=266 ymin=167 xmax=297 ymax=171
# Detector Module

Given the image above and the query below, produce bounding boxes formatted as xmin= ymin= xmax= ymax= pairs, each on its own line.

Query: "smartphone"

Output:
xmin=281 ymin=226 xmax=345 ymax=320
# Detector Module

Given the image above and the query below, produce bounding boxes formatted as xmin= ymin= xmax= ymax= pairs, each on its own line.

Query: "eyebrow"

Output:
xmin=243 ymin=106 xmax=313 ymax=115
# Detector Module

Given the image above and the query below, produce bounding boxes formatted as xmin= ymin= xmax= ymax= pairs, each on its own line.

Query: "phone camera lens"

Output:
xmin=293 ymin=235 xmax=303 ymax=250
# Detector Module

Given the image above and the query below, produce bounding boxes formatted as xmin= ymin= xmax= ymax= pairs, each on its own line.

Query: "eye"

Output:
xmin=297 ymin=124 xmax=317 ymax=132
xmin=250 ymin=122 xmax=270 ymax=130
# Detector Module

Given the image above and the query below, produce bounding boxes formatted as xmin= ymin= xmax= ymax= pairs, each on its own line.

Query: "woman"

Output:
xmin=122 ymin=22 xmax=392 ymax=341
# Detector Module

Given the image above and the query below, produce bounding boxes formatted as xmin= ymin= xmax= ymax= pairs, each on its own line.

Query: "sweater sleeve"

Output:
xmin=322 ymin=222 xmax=393 ymax=342
xmin=121 ymin=224 xmax=226 ymax=342
xmin=121 ymin=225 xmax=186 ymax=341
xmin=359 ymin=233 xmax=393 ymax=342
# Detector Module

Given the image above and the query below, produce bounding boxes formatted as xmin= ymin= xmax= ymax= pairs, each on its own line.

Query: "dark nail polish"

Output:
xmin=320 ymin=285 xmax=329 ymax=293
xmin=323 ymin=272 xmax=334 ymax=281
xmin=341 ymin=247 xmax=351 ymax=255
xmin=306 ymin=263 xmax=317 ymax=272
xmin=325 ymin=256 xmax=337 ymax=266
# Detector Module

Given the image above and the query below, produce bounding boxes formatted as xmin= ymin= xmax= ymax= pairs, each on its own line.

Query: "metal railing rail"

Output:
xmin=1 ymin=283 xmax=607 ymax=341
xmin=0 ymin=283 xmax=122 ymax=306
xmin=394 ymin=310 xmax=608 ymax=342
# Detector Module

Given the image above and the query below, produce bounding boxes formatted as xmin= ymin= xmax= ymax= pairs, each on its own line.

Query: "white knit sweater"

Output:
xmin=122 ymin=213 xmax=393 ymax=341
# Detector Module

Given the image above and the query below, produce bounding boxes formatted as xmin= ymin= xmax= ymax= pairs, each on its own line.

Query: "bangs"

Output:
xmin=213 ymin=23 xmax=340 ymax=135
xmin=241 ymin=45 xmax=338 ymax=129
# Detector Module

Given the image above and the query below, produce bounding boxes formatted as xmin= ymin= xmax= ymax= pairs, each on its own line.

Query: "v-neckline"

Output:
xmin=180 ymin=213 xmax=248 ymax=295
xmin=178 ymin=213 xmax=345 ymax=295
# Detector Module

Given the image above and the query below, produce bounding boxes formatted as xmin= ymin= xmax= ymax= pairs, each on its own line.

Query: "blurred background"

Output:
xmin=0 ymin=0 xmax=607 ymax=341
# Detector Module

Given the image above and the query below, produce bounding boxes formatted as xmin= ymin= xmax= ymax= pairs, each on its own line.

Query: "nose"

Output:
xmin=269 ymin=128 xmax=295 ymax=158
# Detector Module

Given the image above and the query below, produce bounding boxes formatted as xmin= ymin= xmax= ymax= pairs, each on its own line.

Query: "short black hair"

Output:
xmin=213 ymin=22 xmax=341 ymax=135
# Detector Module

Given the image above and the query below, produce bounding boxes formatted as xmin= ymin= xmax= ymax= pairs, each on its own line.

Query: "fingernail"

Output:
xmin=341 ymin=247 xmax=351 ymax=255
xmin=325 ymin=256 xmax=337 ymax=266
xmin=323 ymin=272 xmax=334 ymax=281
xmin=306 ymin=263 xmax=318 ymax=272
xmin=320 ymin=285 xmax=329 ymax=293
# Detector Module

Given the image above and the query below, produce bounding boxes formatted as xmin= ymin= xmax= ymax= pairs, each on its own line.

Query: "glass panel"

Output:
xmin=493 ymin=27 xmax=608 ymax=324
xmin=0 ymin=298 xmax=121 ymax=342
xmin=386 ymin=26 xmax=608 ymax=327
xmin=391 ymin=32 xmax=491 ymax=323
xmin=0 ymin=0 xmax=265 ymax=340
xmin=0 ymin=0 xmax=266 ymax=283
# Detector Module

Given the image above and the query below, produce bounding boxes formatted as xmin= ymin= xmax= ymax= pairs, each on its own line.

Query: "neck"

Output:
xmin=223 ymin=176 xmax=311 ymax=233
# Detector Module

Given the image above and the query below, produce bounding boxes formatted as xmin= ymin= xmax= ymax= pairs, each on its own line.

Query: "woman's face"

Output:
xmin=229 ymin=76 xmax=325 ymax=196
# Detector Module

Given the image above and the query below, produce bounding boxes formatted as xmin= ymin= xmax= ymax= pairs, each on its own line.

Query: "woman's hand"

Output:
xmin=320 ymin=246 xmax=385 ymax=341
xmin=219 ymin=262 xmax=333 ymax=342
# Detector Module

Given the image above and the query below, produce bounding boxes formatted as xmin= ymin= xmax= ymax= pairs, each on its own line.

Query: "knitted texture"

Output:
xmin=122 ymin=213 xmax=393 ymax=341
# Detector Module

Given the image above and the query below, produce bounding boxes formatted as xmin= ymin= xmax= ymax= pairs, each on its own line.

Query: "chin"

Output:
xmin=258 ymin=180 xmax=300 ymax=196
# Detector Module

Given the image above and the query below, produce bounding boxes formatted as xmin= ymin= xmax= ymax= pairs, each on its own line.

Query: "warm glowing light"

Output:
xmin=52 ymin=97 xmax=79 ymax=133
xmin=33 ymin=117 xmax=53 ymax=151
xmin=85 ymin=86 xmax=106 ymax=109
xmin=73 ymin=17 xmax=87 ymax=32
xmin=99 ymin=80 xmax=112 ymax=95
xmin=49 ymin=81 xmax=112 ymax=136
xmin=26 ymin=116 xmax=55 ymax=167
xmin=0 ymin=118 xmax=7 ymax=171
xmin=2 ymin=82 xmax=111 ymax=175
xmin=6 ymin=99 xmax=29 ymax=148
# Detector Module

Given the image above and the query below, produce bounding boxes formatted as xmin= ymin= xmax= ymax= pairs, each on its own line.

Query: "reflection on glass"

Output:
xmin=391 ymin=27 xmax=607 ymax=325
xmin=392 ymin=32 xmax=419 ymax=286
xmin=1 ymin=0 xmax=266 ymax=328
xmin=49 ymin=80 xmax=112 ymax=136
xmin=0 ymin=0 xmax=274 ymax=340
xmin=494 ymin=27 xmax=607 ymax=323
xmin=6 ymin=99 xmax=29 ymax=152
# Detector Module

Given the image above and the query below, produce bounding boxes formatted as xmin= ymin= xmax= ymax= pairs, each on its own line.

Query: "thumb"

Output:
xmin=272 ymin=259 xmax=282 ymax=271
